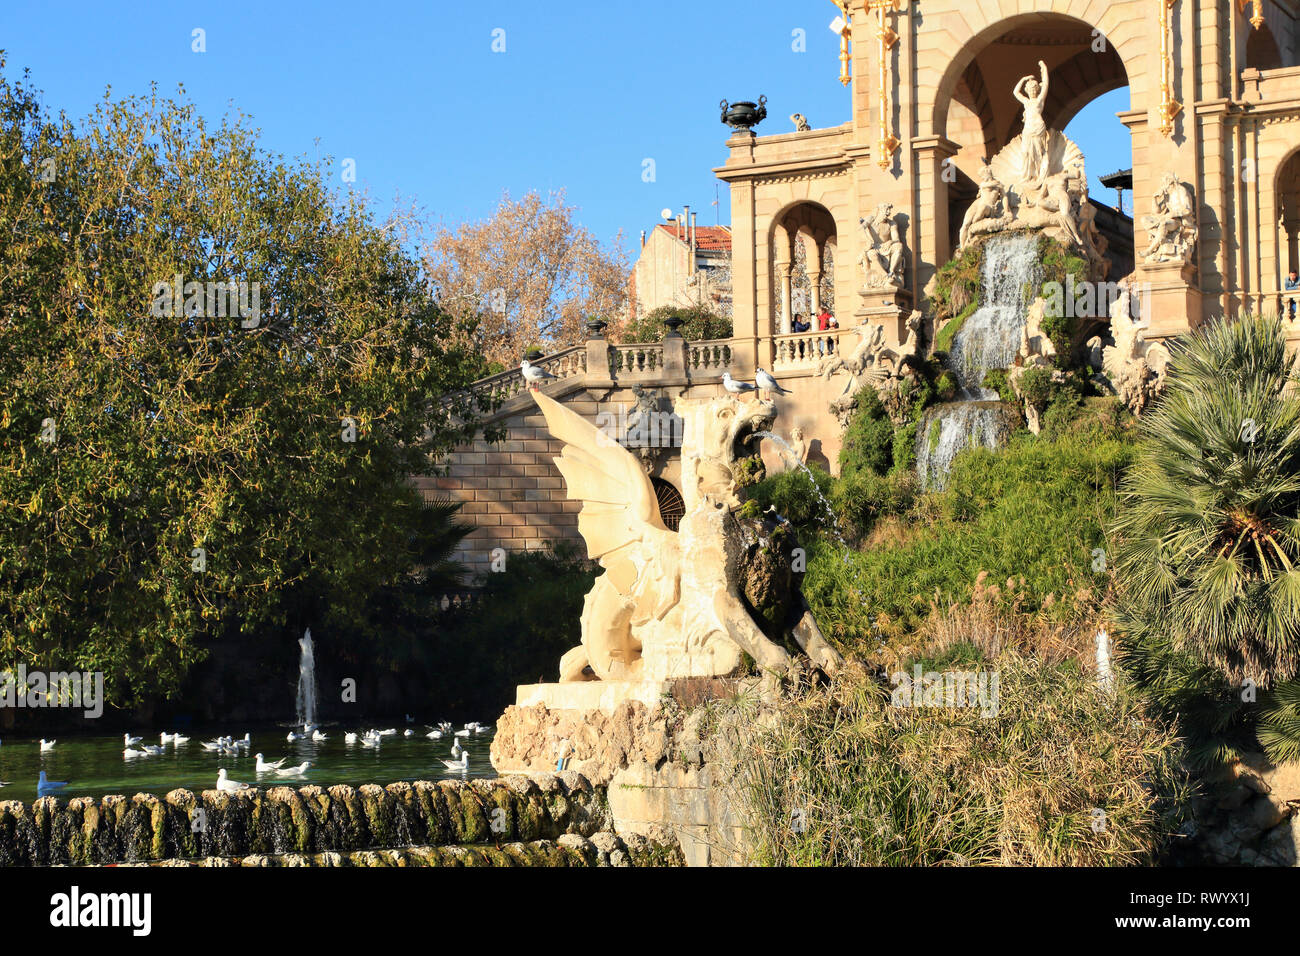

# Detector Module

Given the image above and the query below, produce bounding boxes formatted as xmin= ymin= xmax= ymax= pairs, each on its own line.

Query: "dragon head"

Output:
xmin=675 ymin=395 xmax=777 ymax=510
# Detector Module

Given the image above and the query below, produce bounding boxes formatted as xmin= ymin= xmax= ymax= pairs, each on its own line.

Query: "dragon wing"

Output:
xmin=531 ymin=391 xmax=675 ymax=601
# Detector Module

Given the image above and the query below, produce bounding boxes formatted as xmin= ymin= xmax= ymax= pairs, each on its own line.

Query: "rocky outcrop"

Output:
xmin=0 ymin=775 xmax=669 ymax=867
xmin=1181 ymin=756 xmax=1300 ymax=866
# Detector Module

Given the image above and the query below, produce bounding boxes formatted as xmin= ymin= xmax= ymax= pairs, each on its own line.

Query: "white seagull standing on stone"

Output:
xmin=755 ymin=368 xmax=792 ymax=396
xmin=216 ymin=768 xmax=250 ymax=793
xmin=520 ymin=360 xmax=556 ymax=390
xmin=722 ymin=371 xmax=757 ymax=394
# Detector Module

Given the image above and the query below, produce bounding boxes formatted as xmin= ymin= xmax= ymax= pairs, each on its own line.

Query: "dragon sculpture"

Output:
xmin=532 ymin=390 xmax=841 ymax=684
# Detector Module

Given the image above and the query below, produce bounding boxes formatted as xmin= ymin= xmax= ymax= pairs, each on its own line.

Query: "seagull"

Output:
xmin=200 ymin=740 xmax=223 ymax=752
xmin=360 ymin=734 xmax=381 ymax=749
xmin=403 ymin=729 xmax=414 ymax=737
xmin=405 ymin=714 xmax=415 ymax=724
xmin=124 ymin=733 xmax=142 ymax=747
xmin=453 ymin=729 xmax=470 ymax=739
xmin=162 ymin=732 xmax=190 ymax=745
xmin=755 ymin=368 xmax=792 ymax=395
xmin=274 ymin=762 xmax=311 ymax=777
xmin=441 ymin=751 xmax=469 ymax=772
xmin=216 ymin=768 xmax=250 ymax=793
xmin=311 ymin=731 xmax=327 ymax=741
xmin=286 ymin=731 xmax=305 ymax=742
xmin=0 ymin=781 xmax=8 ymax=788
xmin=39 ymin=739 xmax=56 ymax=752
xmin=37 ymin=771 xmax=68 ymax=794
xmin=722 ymin=371 xmax=757 ymax=394
xmin=520 ymin=360 xmax=556 ymax=390
xmin=377 ymin=728 xmax=397 ymax=737
xmin=345 ymin=732 xmax=359 ymax=744
xmin=255 ymin=753 xmax=286 ymax=772
xmin=123 ymin=748 xmax=146 ymax=759
xmin=141 ymin=744 xmax=166 ymax=755
xmin=451 ymin=738 xmax=463 ymax=759
xmin=426 ymin=729 xmax=443 ymax=740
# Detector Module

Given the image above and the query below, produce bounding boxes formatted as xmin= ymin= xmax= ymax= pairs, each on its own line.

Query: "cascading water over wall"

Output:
xmin=917 ymin=235 xmax=1039 ymax=489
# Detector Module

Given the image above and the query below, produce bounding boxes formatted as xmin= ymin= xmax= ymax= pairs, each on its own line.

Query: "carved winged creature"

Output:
xmin=532 ymin=390 xmax=837 ymax=682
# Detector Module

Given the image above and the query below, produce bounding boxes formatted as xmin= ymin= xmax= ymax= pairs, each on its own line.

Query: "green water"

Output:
xmin=0 ymin=724 xmax=496 ymax=804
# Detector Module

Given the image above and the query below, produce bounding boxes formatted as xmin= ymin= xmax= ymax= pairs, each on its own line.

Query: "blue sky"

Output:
xmin=0 ymin=1 xmax=1133 ymax=252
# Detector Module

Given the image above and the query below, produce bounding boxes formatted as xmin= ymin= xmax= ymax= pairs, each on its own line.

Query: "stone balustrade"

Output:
xmin=773 ymin=329 xmax=844 ymax=370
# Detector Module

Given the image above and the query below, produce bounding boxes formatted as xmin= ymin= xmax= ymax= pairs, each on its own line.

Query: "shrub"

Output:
xmin=1109 ymin=316 xmax=1300 ymax=688
xmin=838 ymin=391 xmax=894 ymax=480
xmin=711 ymin=653 xmax=1190 ymax=866
xmin=621 ymin=304 xmax=731 ymax=343
xmin=801 ymin=410 xmax=1132 ymax=652
xmin=745 ymin=466 xmax=838 ymax=535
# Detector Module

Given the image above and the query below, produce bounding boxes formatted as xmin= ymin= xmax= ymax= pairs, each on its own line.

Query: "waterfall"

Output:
xmin=916 ymin=402 xmax=1018 ymax=491
xmin=948 ymin=235 xmax=1040 ymax=398
xmin=920 ymin=235 xmax=1039 ymax=488
xmin=296 ymin=629 xmax=318 ymax=730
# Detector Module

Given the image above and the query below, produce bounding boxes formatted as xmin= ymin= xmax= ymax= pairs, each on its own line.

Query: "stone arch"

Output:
xmin=1246 ymin=22 xmax=1284 ymax=71
xmin=926 ymin=7 xmax=1145 ymax=144
xmin=1277 ymin=146 xmax=1300 ymax=283
xmin=921 ymin=8 xmax=1140 ymax=270
xmin=768 ymin=201 xmax=840 ymax=333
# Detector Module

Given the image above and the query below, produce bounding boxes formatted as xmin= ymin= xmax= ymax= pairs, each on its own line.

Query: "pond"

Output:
xmin=0 ymin=723 xmax=496 ymax=805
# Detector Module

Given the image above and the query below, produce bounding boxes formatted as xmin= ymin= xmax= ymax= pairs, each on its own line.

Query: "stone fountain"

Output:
xmin=490 ymin=389 xmax=840 ymax=864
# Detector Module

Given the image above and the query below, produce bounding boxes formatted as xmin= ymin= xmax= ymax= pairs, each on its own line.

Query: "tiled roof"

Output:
xmin=656 ymin=223 xmax=731 ymax=252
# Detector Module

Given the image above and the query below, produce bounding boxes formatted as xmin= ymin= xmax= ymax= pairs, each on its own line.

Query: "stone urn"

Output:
xmin=720 ymin=95 xmax=768 ymax=132
xmin=663 ymin=316 xmax=686 ymax=338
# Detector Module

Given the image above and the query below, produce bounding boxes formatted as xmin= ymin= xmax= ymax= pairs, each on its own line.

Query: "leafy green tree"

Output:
xmin=621 ymin=304 xmax=731 ymax=344
xmin=0 ymin=65 xmax=487 ymax=708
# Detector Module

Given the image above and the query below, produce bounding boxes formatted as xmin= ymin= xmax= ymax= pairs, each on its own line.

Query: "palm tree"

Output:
xmin=1110 ymin=316 xmax=1300 ymax=765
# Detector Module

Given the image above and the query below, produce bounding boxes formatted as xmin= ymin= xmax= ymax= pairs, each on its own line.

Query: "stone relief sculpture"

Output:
xmin=785 ymin=426 xmax=809 ymax=468
xmin=1101 ymin=289 xmax=1170 ymax=416
xmin=624 ymin=385 xmax=667 ymax=474
xmin=531 ymin=391 xmax=841 ymax=685
xmin=1013 ymin=61 xmax=1052 ymax=196
xmin=956 ymin=64 xmax=1106 ymax=276
xmin=958 ymin=162 xmax=1010 ymax=249
xmin=1140 ymin=172 xmax=1198 ymax=265
xmin=820 ymin=311 xmax=923 ymax=426
xmin=858 ymin=202 xmax=907 ymax=290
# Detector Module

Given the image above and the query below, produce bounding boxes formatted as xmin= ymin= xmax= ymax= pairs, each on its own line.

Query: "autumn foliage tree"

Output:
xmin=423 ymin=190 xmax=629 ymax=368
xmin=0 ymin=64 xmax=486 ymax=708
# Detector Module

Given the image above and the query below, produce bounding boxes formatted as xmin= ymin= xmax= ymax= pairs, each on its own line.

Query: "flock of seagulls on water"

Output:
xmin=0 ymin=716 xmax=492 ymax=796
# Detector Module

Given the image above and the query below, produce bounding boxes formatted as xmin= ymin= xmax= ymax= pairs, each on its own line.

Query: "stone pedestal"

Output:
xmin=490 ymin=677 xmax=753 ymax=866
xmin=855 ymin=287 xmax=913 ymax=346
xmin=1139 ymin=259 xmax=1203 ymax=341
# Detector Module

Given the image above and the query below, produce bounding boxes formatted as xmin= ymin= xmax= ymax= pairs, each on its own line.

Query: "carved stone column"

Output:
xmin=777 ymin=259 xmax=793 ymax=334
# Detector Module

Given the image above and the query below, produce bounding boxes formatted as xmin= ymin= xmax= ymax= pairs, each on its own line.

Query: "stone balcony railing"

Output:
xmin=773 ymin=329 xmax=844 ymax=370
